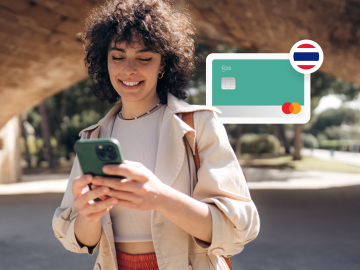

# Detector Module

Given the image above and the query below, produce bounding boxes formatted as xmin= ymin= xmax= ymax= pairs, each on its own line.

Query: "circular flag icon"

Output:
xmin=290 ymin=40 xmax=323 ymax=74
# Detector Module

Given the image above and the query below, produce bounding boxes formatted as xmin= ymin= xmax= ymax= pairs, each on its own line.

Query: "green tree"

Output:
xmin=293 ymin=72 xmax=360 ymax=159
xmin=310 ymin=107 xmax=360 ymax=134
xmin=26 ymin=78 xmax=113 ymax=165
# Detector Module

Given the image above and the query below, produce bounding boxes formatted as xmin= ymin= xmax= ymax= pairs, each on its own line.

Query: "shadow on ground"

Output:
xmin=0 ymin=185 xmax=359 ymax=270
xmin=234 ymin=185 xmax=360 ymax=270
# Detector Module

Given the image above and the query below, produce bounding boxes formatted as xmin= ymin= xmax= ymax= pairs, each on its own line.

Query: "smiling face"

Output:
xmin=107 ymin=38 xmax=165 ymax=104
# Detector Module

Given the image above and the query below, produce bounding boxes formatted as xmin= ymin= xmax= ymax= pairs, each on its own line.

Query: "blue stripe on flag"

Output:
xmin=293 ymin=52 xmax=319 ymax=61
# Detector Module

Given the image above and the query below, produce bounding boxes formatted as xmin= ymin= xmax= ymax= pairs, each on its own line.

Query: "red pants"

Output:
xmin=116 ymin=251 xmax=159 ymax=270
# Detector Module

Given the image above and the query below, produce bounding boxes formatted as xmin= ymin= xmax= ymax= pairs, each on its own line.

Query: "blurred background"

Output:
xmin=0 ymin=0 xmax=359 ymax=269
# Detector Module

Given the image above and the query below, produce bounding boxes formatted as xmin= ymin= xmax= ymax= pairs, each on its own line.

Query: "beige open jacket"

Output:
xmin=52 ymin=92 xmax=260 ymax=270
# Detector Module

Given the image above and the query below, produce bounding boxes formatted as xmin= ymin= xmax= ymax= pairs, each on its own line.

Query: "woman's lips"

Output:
xmin=119 ymin=80 xmax=144 ymax=90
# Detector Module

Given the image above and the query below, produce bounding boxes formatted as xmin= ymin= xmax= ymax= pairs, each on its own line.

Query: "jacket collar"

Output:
xmin=78 ymin=91 xmax=222 ymax=181
xmin=78 ymin=92 xmax=221 ymax=138
xmin=78 ymin=91 xmax=221 ymax=188
xmin=78 ymin=92 xmax=222 ymax=187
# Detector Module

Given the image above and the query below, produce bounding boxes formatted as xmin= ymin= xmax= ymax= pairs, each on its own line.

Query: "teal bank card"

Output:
xmin=206 ymin=54 xmax=311 ymax=124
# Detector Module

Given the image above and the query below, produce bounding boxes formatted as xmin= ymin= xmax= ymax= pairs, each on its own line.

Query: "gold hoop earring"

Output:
xmin=158 ymin=70 xmax=165 ymax=79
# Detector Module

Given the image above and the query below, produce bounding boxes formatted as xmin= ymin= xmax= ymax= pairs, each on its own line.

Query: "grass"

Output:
xmin=239 ymin=155 xmax=360 ymax=174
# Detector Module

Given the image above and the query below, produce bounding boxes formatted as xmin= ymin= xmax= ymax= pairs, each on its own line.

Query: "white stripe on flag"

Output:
xmin=294 ymin=61 xmax=319 ymax=64
xmin=294 ymin=48 xmax=320 ymax=53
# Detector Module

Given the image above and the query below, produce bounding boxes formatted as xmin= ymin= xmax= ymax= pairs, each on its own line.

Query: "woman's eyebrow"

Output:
xmin=109 ymin=47 xmax=125 ymax=52
xmin=136 ymin=48 xmax=153 ymax=53
xmin=109 ymin=47 xmax=153 ymax=53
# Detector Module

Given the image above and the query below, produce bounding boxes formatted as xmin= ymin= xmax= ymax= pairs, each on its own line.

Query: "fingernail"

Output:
xmin=111 ymin=199 xmax=117 ymax=204
xmin=102 ymin=187 xmax=109 ymax=193
xmin=86 ymin=175 xmax=92 ymax=180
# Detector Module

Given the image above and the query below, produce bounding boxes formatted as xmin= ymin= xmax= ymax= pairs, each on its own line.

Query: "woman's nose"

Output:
xmin=123 ymin=59 xmax=137 ymax=76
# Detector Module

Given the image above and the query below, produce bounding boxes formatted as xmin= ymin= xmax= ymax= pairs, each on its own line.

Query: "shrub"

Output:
xmin=323 ymin=125 xmax=360 ymax=140
xmin=319 ymin=140 xmax=360 ymax=151
xmin=239 ymin=133 xmax=281 ymax=156
xmin=302 ymin=133 xmax=319 ymax=149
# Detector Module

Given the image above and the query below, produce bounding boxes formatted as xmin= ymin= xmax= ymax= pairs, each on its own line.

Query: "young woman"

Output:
xmin=52 ymin=1 xmax=260 ymax=270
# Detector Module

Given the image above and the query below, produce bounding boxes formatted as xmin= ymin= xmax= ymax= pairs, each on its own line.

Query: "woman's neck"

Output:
xmin=120 ymin=94 xmax=161 ymax=119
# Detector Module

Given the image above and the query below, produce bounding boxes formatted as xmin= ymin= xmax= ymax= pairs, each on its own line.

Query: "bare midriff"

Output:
xmin=115 ymin=241 xmax=155 ymax=254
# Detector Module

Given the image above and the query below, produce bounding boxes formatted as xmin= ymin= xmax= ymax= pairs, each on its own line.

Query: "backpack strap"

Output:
xmin=181 ymin=111 xmax=234 ymax=270
xmin=182 ymin=112 xmax=201 ymax=171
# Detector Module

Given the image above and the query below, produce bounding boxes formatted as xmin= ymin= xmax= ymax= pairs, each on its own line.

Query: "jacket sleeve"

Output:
xmin=191 ymin=110 xmax=260 ymax=257
xmin=52 ymin=131 xmax=101 ymax=255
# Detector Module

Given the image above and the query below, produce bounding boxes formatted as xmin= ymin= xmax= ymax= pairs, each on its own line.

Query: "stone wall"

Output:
xmin=1 ymin=0 xmax=360 ymax=129
xmin=0 ymin=116 xmax=21 ymax=183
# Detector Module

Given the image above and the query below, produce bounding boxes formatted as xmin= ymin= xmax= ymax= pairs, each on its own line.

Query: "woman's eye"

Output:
xmin=139 ymin=58 xmax=152 ymax=61
xmin=111 ymin=57 xmax=152 ymax=61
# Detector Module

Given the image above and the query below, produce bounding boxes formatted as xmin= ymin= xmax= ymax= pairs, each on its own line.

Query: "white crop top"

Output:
xmin=110 ymin=104 xmax=165 ymax=242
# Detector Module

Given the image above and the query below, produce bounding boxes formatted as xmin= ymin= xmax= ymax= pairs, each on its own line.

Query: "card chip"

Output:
xmin=221 ymin=77 xmax=236 ymax=89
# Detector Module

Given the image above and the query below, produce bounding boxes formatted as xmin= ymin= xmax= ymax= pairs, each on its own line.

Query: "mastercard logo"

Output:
xmin=282 ymin=102 xmax=301 ymax=114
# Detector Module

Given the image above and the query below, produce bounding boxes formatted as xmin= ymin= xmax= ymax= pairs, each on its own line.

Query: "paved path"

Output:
xmin=0 ymin=193 xmax=97 ymax=270
xmin=0 ymin=168 xmax=359 ymax=269
xmin=0 ymin=185 xmax=359 ymax=270
xmin=242 ymin=168 xmax=360 ymax=189
xmin=302 ymin=148 xmax=360 ymax=166
xmin=232 ymin=185 xmax=360 ymax=270
xmin=1 ymin=168 xmax=359 ymax=195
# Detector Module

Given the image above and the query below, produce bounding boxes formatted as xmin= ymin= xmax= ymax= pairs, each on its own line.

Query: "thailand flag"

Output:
xmin=292 ymin=44 xmax=319 ymax=70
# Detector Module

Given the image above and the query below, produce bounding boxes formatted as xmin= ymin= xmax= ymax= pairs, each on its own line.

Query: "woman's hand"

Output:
xmin=92 ymin=160 xmax=169 ymax=211
xmin=72 ymin=174 xmax=119 ymax=222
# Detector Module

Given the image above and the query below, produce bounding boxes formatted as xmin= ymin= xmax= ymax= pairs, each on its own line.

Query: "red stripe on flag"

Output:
xmin=297 ymin=65 xmax=315 ymax=70
xmin=297 ymin=44 xmax=315 ymax=48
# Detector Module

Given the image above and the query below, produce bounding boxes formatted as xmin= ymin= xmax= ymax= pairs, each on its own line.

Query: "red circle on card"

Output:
xmin=282 ymin=102 xmax=292 ymax=114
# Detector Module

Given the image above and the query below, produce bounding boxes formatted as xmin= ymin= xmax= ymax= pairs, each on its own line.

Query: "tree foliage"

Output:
xmin=310 ymin=72 xmax=360 ymax=112
xmin=26 ymin=79 xmax=113 ymax=158
xmin=310 ymin=107 xmax=360 ymax=134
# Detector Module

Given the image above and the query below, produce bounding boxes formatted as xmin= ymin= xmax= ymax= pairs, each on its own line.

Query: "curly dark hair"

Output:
xmin=79 ymin=0 xmax=197 ymax=104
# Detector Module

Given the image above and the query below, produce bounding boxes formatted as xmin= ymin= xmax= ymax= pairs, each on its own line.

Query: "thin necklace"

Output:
xmin=118 ymin=102 xmax=162 ymax=120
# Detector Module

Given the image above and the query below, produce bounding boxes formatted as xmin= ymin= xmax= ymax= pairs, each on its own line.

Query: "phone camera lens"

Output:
xmin=98 ymin=149 xmax=106 ymax=157
xmin=109 ymin=153 xmax=117 ymax=160
xmin=107 ymin=146 xmax=113 ymax=151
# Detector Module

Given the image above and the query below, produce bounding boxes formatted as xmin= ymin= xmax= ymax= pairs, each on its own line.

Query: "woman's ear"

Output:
xmin=160 ymin=58 xmax=166 ymax=72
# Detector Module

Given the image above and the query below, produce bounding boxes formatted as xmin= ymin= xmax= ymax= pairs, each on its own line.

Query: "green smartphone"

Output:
xmin=74 ymin=138 xmax=127 ymax=202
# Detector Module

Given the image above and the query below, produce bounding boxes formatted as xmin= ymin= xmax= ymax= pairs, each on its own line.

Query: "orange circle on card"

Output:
xmin=291 ymin=102 xmax=301 ymax=114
